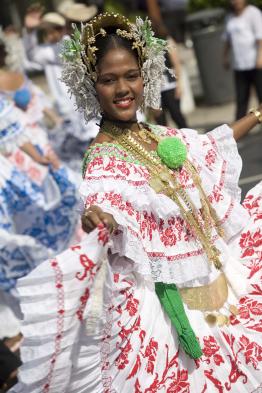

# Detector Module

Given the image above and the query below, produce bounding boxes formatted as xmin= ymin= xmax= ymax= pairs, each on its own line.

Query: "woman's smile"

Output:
xmin=113 ymin=96 xmax=135 ymax=109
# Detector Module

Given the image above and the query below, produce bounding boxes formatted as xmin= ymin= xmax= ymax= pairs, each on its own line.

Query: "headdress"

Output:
xmin=61 ymin=13 xmax=169 ymax=121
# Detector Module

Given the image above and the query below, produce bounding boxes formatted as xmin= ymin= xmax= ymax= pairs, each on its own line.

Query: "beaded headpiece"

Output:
xmin=61 ymin=13 xmax=169 ymax=121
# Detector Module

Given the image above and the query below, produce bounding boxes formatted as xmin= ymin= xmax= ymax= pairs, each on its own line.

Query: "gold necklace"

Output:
xmin=137 ymin=124 xmax=153 ymax=145
xmin=100 ymin=122 xmax=223 ymax=269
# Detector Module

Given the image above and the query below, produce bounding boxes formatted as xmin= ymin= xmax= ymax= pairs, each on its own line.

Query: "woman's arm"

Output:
xmin=21 ymin=142 xmax=60 ymax=169
xmin=230 ymin=104 xmax=262 ymax=141
xmin=166 ymin=37 xmax=184 ymax=99
xmin=256 ymin=39 xmax=262 ymax=68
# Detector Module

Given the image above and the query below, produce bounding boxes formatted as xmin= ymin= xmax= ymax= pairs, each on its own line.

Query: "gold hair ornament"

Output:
xmin=61 ymin=13 xmax=169 ymax=120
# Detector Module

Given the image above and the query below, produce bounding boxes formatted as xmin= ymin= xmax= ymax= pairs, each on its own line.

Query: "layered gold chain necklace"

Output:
xmin=100 ymin=121 xmax=224 ymax=270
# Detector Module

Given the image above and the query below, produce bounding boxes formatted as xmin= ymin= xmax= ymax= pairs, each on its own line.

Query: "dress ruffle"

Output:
xmin=10 ymin=182 xmax=262 ymax=392
xmin=79 ymin=124 xmax=249 ymax=286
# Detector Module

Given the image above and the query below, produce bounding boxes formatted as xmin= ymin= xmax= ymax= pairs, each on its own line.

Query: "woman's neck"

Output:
xmin=101 ymin=117 xmax=140 ymax=133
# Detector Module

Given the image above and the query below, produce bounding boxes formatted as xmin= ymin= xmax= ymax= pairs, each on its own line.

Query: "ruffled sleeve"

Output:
xmin=164 ymin=124 xmax=249 ymax=241
xmin=206 ymin=124 xmax=242 ymax=201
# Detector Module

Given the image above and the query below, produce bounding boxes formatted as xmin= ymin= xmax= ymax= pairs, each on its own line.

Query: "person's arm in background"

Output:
xmin=256 ymin=39 xmax=262 ymax=68
xmin=230 ymin=103 xmax=262 ymax=141
xmin=223 ymin=40 xmax=231 ymax=69
xmin=145 ymin=0 xmax=168 ymax=37
xmin=21 ymin=142 xmax=60 ymax=169
xmin=166 ymin=37 xmax=183 ymax=99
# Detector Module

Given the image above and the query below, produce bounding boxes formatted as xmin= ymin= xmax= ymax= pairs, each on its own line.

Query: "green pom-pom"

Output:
xmin=157 ymin=137 xmax=187 ymax=169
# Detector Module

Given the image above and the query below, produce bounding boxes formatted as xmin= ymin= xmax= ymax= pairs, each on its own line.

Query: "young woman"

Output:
xmin=11 ymin=13 xmax=262 ymax=392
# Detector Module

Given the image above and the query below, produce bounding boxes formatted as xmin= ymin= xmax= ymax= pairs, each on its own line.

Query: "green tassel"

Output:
xmin=155 ymin=282 xmax=202 ymax=359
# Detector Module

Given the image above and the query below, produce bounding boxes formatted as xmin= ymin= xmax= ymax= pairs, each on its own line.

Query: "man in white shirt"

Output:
xmin=223 ymin=0 xmax=262 ymax=119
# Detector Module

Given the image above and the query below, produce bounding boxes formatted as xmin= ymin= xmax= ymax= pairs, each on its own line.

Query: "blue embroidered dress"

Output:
xmin=0 ymin=97 xmax=79 ymax=295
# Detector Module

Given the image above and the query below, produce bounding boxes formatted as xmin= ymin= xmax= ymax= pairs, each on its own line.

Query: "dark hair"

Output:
xmin=95 ymin=30 xmax=139 ymax=67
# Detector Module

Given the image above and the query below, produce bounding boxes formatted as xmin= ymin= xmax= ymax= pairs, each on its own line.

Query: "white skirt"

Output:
xmin=11 ymin=183 xmax=262 ymax=392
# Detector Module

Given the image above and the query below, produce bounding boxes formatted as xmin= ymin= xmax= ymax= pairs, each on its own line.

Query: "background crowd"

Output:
xmin=0 ymin=0 xmax=261 ymax=391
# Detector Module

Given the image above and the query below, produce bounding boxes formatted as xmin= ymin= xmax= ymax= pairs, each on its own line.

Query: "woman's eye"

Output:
xmin=101 ymin=78 xmax=115 ymax=84
xmin=127 ymin=74 xmax=139 ymax=80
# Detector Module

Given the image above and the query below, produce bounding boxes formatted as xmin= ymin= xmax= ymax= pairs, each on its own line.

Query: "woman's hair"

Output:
xmin=95 ymin=30 xmax=139 ymax=67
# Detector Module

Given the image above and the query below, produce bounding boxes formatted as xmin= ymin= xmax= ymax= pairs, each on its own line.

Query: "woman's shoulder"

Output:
xmin=82 ymin=141 xmax=145 ymax=179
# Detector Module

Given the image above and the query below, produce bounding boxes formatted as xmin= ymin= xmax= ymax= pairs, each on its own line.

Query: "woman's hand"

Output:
xmin=82 ymin=206 xmax=118 ymax=234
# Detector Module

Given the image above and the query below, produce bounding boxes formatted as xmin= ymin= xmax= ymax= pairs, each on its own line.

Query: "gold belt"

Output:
xmin=179 ymin=273 xmax=228 ymax=312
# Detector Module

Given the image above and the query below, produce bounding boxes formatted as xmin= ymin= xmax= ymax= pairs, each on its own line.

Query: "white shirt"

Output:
xmin=224 ymin=5 xmax=262 ymax=70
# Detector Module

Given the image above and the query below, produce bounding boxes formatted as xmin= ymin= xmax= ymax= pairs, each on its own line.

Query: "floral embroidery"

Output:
xmin=205 ymin=148 xmax=217 ymax=170
xmin=238 ymin=335 xmax=262 ymax=370
xmin=202 ymin=336 xmax=225 ymax=366
xmin=239 ymin=229 xmax=262 ymax=258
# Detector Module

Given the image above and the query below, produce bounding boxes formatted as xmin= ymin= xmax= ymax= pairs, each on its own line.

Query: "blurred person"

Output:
xmin=0 ymin=41 xmax=63 ymax=145
xmin=146 ymin=0 xmax=189 ymax=44
xmin=223 ymin=0 xmax=262 ymax=119
xmin=23 ymin=10 xmax=68 ymax=115
xmin=0 ymin=96 xmax=81 ymax=316
xmin=23 ymin=7 xmax=99 ymax=163
xmin=154 ymin=36 xmax=188 ymax=128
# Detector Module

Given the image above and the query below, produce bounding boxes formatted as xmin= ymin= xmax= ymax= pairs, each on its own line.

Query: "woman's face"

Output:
xmin=95 ymin=47 xmax=144 ymax=123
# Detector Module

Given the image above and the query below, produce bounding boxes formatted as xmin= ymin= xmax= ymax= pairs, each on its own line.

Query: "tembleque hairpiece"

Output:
xmin=61 ymin=13 xmax=169 ymax=121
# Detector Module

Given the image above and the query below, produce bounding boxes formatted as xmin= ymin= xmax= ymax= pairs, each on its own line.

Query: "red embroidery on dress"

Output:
xmin=222 ymin=333 xmax=248 ymax=390
xmin=75 ymin=254 xmax=96 ymax=281
xmin=71 ymin=237 xmax=106 ymax=321
xmin=143 ymin=338 xmax=158 ymax=374
xmin=219 ymin=199 xmax=234 ymax=225
xmin=239 ymin=229 xmax=262 ymax=258
xmin=100 ymin=291 xmax=115 ymax=392
xmin=242 ymin=194 xmax=261 ymax=216
xmin=202 ymin=336 xmax=225 ymax=366
xmin=205 ymin=148 xmax=217 ymax=170
xmin=238 ymin=335 xmax=262 ymax=369
xmin=76 ymin=287 xmax=90 ymax=321
xmin=85 ymin=174 xmax=147 ymax=187
xmin=208 ymin=160 xmax=227 ymax=204
xmin=43 ymin=258 xmax=65 ymax=393
xmin=207 ymin=133 xmax=218 ymax=149
xmin=204 ymin=369 xmax=223 ymax=393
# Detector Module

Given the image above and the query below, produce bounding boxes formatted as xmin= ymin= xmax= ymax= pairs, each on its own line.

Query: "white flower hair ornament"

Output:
xmin=60 ymin=13 xmax=169 ymax=121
